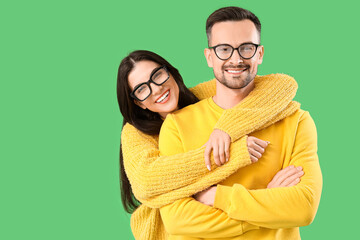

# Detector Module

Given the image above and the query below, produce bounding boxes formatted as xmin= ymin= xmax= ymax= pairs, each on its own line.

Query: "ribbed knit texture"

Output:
xmin=121 ymin=74 xmax=300 ymax=240
xmin=214 ymin=74 xmax=300 ymax=141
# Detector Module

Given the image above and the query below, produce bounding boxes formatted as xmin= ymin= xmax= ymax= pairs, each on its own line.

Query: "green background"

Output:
xmin=1 ymin=0 xmax=359 ymax=239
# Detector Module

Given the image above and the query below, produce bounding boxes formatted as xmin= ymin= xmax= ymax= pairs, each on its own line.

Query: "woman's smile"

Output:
xmin=155 ymin=89 xmax=170 ymax=103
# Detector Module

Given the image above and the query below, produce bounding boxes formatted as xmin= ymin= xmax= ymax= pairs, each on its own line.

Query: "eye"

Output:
xmin=136 ymin=85 xmax=146 ymax=94
xmin=152 ymin=68 xmax=167 ymax=82
xmin=241 ymin=45 xmax=255 ymax=52
xmin=153 ymin=71 xmax=163 ymax=80
xmin=218 ymin=46 xmax=231 ymax=52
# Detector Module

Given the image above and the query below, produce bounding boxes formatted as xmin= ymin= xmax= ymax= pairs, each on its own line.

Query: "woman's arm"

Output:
xmin=123 ymin=74 xmax=298 ymax=205
xmin=121 ymin=123 xmax=252 ymax=205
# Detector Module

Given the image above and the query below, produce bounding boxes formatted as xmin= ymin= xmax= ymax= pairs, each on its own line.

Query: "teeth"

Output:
xmin=156 ymin=91 xmax=169 ymax=103
xmin=227 ymin=69 xmax=245 ymax=73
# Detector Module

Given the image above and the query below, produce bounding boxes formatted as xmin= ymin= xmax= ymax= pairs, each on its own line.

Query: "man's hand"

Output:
xmin=247 ymin=136 xmax=269 ymax=163
xmin=267 ymin=165 xmax=304 ymax=188
xmin=204 ymin=129 xmax=231 ymax=170
xmin=193 ymin=186 xmax=217 ymax=206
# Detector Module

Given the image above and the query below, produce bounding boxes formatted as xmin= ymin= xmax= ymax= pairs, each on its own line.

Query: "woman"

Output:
xmin=117 ymin=50 xmax=302 ymax=239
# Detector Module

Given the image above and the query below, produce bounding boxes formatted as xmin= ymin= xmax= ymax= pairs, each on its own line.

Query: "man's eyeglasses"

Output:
xmin=209 ymin=43 xmax=260 ymax=60
xmin=130 ymin=65 xmax=170 ymax=102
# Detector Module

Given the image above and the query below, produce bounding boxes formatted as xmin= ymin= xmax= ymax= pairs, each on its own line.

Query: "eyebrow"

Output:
xmin=133 ymin=66 xmax=161 ymax=90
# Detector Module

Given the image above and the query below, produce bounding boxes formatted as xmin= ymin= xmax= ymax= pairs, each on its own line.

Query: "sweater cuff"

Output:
xmin=214 ymin=184 xmax=233 ymax=212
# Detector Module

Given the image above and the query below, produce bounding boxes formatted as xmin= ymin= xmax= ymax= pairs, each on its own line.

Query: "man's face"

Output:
xmin=204 ymin=20 xmax=264 ymax=89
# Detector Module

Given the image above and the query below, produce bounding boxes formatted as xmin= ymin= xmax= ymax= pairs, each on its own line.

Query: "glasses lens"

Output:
xmin=215 ymin=45 xmax=233 ymax=60
xmin=152 ymin=67 xmax=169 ymax=85
xmin=239 ymin=44 xmax=257 ymax=59
xmin=134 ymin=83 xmax=151 ymax=101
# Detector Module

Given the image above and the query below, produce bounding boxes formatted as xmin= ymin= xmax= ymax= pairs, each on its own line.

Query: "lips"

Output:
xmin=224 ymin=65 xmax=249 ymax=75
xmin=155 ymin=90 xmax=170 ymax=103
xmin=225 ymin=67 xmax=248 ymax=74
xmin=226 ymin=69 xmax=246 ymax=74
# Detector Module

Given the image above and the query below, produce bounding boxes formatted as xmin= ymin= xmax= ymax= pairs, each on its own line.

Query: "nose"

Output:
xmin=150 ymin=82 xmax=163 ymax=95
xmin=229 ymin=49 xmax=243 ymax=65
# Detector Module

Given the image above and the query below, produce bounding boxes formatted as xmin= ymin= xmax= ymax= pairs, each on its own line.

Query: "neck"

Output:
xmin=213 ymin=80 xmax=255 ymax=109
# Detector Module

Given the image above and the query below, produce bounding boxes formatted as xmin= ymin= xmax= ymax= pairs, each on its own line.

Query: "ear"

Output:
xmin=134 ymin=100 xmax=147 ymax=110
xmin=257 ymin=45 xmax=264 ymax=65
xmin=204 ymin=48 xmax=213 ymax=68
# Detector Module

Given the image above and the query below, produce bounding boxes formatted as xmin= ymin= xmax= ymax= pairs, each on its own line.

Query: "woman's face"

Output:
xmin=128 ymin=60 xmax=180 ymax=118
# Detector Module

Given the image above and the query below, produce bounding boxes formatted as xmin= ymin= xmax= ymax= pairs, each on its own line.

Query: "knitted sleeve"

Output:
xmin=121 ymin=123 xmax=251 ymax=203
xmin=189 ymin=79 xmax=216 ymax=100
xmin=214 ymin=74 xmax=299 ymax=142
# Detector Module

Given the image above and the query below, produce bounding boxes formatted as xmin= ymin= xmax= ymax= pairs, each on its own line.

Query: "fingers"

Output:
xmin=275 ymin=166 xmax=301 ymax=185
xmin=253 ymin=137 xmax=269 ymax=149
xmin=287 ymin=177 xmax=301 ymax=187
xmin=281 ymin=169 xmax=304 ymax=187
xmin=204 ymin=129 xmax=232 ymax=170
xmin=204 ymin=143 xmax=212 ymax=171
xmin=269 ymin=166 xmax=303 ymax=188
xmin=247 ymin=136 xmax=269 ymax=162
xmin=218 ymin=143 xmax=226 ymax=165
xmin=213 ymin=139 xmax=230 ymax=166
xmin=212 ymin=144 xmax=221 ymax=166
xmin=250 ymin=154 xmax=258 ymax=163
xmin=268 ymin=165 xmax=294 ymax=188
xmin=248 ymin=148 xmax=262 ymax=159
xmin=224 ymin=139 xmax=230 ymax=162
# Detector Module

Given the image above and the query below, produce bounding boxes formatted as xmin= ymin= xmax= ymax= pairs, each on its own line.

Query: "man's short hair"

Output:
xmin=206 ymin=6 xmax=261 ymax=45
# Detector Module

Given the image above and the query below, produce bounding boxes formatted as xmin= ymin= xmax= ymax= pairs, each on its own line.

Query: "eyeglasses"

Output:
xmin=130 ymin=65 xmax=170 ymax=102
xmin=209 ymin=43 xmax=260 ymax=60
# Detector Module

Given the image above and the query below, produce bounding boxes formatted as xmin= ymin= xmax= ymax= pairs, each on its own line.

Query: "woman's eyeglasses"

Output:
xmin=130 ymin=66 xmax=170 ymax=102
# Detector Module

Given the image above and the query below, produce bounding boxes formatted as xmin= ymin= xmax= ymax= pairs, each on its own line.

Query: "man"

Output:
xmin=158 ymin=6 xmax=322 ymax=239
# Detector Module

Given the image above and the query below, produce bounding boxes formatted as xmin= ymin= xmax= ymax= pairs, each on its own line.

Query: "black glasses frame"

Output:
xmin=209 ymin=43 xmax=260 ymax=60
xmin=130 ymin=65 xmax=170 ymax=102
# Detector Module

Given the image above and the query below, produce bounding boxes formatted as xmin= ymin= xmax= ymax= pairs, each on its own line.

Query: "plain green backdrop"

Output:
xmin=1 ymin=0 xmax=359 ymax=239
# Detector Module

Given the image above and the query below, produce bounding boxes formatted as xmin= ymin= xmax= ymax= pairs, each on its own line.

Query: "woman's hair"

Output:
xmin=117 ymin=50 xmax=199 ymax=213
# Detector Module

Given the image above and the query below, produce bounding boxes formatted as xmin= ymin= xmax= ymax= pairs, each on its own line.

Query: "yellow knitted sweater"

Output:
xmin=121 ymin=74 xmax=300 ymax=240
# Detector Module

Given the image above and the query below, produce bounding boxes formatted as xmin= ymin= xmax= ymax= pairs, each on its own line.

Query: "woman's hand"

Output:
xmin=204 ymin=129 xmax=231 ymax=171
xmin=204 ymin=131 xmax=270 ymax=171
xmin=247 ymin=136 xmax=269 ymax=163
xmin=267 ymin=165 xmax=304 ymax=188
xmin=193 ymin=186 xmax=217 ymax=206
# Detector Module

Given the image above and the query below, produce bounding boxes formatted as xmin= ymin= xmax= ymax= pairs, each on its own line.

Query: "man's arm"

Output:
xmin=160 ymin=198 xmax=258 ymax=238
xmin=213 ymin=111 xmax=323 ymax=228
xmin=159 ymin=115 xmax=258 ymax=238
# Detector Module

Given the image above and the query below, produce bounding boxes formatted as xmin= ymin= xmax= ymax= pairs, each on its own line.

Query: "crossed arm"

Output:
xmin=159 ymin=111 xmax=322 ymax=237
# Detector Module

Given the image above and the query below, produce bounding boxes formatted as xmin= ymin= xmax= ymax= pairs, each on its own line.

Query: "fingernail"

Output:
xmin=297 ymin=166 xmax=303 ymax=171
xmin=266 ymin=141 xmax=270 ymax=144
xmin=226 ymin=158 xmax=229 ymax=162
xmin=290 ymin=165 xmax=295 ymax=169
xmin=207 ymin=165 xmax=211 ymax=171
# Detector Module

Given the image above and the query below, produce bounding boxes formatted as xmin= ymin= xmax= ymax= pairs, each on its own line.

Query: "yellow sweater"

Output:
xmin=159 ymin=96 xmax=322 ymax=238
xmin=121 ymin=74 xmax=301 ymax=240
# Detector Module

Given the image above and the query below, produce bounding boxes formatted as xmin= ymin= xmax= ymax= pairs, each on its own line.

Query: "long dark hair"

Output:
xmin=117 ymin=50 xmax=199 ymax=213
